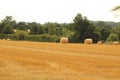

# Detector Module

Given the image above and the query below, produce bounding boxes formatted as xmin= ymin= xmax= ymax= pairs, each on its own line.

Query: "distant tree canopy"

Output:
xmin=16 ymin=22 xmax=28 ymax=30
xmin=0 ymin=16 xmax=16 ymax=34
xmin=0 ymin=14 xmax=120 ymax=43
xmin=72 ymin=13 xmax=99 ymax=43
xmin=29 ymin=22 xmax=43 ymax=35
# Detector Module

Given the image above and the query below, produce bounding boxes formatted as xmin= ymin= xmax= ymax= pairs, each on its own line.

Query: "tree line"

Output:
xmin=0 ymin=13 xmax=120 ymax=43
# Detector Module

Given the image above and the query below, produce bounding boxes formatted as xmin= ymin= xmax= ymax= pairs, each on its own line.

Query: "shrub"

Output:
xmin=24 ymin=34 xmax=60 ymax=42
xmin=0 ymin=34 xmax=13 ymax=40
xmin=14 ymin=30 xmax=28 ymax=40
xmin=106 ymin=33 xmax=119 ymax=42
xmin=0 ymin=33 xmax=5 ymax=39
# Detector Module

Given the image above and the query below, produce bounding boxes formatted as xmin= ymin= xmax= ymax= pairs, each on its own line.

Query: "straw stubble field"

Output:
xmin=0 ymin=40 xmax=120 ymax=80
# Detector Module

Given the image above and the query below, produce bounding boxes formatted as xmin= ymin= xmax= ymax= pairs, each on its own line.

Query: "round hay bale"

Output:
xmin=60 ymin=37 xmax=68 ymax=43
xmin=27 ymin=29 xmax=31 ymax=33
xmin=7 ymin=39 xmax=10 ymax=40
xmin=97 ymin=41 xmax=102 ymax=45
xmin=113 ymin=41 xmax=119 ymax=45
xmin=14 ymin=29 xmax=17 ymax=32
xmin=84 ymin=39 xmax=93 ymax=44
xmin=3 ymin=39 xmax=6 ymax=40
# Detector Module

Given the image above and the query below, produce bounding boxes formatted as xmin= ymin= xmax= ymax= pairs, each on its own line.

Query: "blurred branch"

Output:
xmin=111 ymin=5 xmax=120 ymax=18
xmin=112 ymin=5 xmax=120 ymax=11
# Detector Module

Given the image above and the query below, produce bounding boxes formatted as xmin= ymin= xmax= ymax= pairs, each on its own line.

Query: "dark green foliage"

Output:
xmin=113 ymin=26 xmax=120 ymax=40
xmin=0 ymin=33 xmax=6 ymax=39
xmin=106 ymin=33 xmax=119 ymax=42
xmin=42 ymin=22 xmax=62 ymax=35
xmin=0 ymin=15 xmax=119 ymax=43
xmin=16 ymin=22 xmax=27 ymax=30
xmin=72 ymin=13 xmax=98 ymax=43
xmin=0 ymin=16 xmax=16 ymax=34
xmin=13 ymin=30 xmax=28 ymax=40
xmin=69 ymin=32 xmax=80 ymax=43
xmin=0 ymin=24 xmax=4 ymax=33
xmin=24 ymin=34 xmax=60 ymax=42
xmin=1 ymin=16 xmax=16 ymax=27
xmin=0 ymin=34 xmax=15 ymax=40
xmin=100 ymin=27 xmax=111 ymax=41
xmin=29 ymin=22 xmax=44 ymax=35
xmin=2 ymin=25 xmax=14 ymax=34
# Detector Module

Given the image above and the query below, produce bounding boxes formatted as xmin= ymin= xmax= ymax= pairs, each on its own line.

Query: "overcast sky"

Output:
xmin=0 ymin=0 xmax=120 ymax=23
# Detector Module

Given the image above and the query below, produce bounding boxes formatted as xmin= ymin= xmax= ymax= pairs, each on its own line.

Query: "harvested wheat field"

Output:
xmin=0 ymin=40 xmax=120 ymax=80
